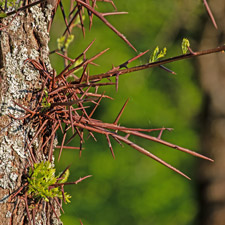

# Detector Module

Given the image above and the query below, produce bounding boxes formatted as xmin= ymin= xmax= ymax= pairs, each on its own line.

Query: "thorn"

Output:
xmin=157 ymin=128 xmax=164 ymax=139
xmin=114 ymin=98 xmax=129 ymax=125
xmin=106 ymin=134 xmax=115 ymax=159
xmin=159 ymin=65 xmax=176 ymax=75
xmin=203 ymin=0 xmax=218 ymax=29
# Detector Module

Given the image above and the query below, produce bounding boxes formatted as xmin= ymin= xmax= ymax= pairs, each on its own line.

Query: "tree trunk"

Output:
xmin=197 ymin=0 xmax=225 ymax=225
xmin=0 ymin=2 xmax=61 ymax=224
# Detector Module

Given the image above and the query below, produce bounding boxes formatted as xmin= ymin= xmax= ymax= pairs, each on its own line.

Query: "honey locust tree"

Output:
xmin=0 ymin=0 xmax=224 ymax=225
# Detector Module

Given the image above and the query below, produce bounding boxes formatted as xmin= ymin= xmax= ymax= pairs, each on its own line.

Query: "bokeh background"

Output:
xmin=48 ymin=1 xmax=223 ymax=225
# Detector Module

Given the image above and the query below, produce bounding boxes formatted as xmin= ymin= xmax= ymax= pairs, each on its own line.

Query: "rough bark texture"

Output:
xmin=197 ymin=0 xmax=225 ymax=224
xmin=0 ymin=2 xmax=61 ymax=225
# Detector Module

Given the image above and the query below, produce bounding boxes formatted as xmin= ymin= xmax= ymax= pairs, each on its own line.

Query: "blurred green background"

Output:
xmin=49 ymin=1 xmax=206 ymax=224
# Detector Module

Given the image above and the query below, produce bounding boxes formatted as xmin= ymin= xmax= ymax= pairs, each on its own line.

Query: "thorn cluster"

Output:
xmin=13 ymin=41 xmax=213 ymax=182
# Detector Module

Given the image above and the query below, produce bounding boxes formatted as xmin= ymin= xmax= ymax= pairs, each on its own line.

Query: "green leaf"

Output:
xmin=182 ymin=38 xmax=190 ymax=54
xmin=74 ymin=14 xmax=85 ymax=26
xmin=0 ymin=12 xmax=7 ymax=18
xmin=65 ymin=34 xmax=74 ymax=50
xmin=57 ymin=36 xmax=66 ymax=50
xmin=41 ymin=89 xmax=51 ymax=109
xmin=57 ymin=34 xmax=74 ymax=51
xmin=63 ymin=192 xmax=71 ymax=204
xmin=149 ymin=46 xmax=167 ymax=63
xmin=27 ymin=162 xmax=72 ymax=203
xmin=157 ymin=47 xmax=167 ymax=59
xmin=58 ymin=169 xmax=70 ymax=184
xmin=0 ymin=0 xmax=18 ymax=11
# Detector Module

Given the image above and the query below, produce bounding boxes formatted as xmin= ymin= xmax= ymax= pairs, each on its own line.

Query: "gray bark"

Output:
xmin=197 ymin=0 xmax=225 ymax=225
xmin=0 ymin=2 xmax=61 ymax=224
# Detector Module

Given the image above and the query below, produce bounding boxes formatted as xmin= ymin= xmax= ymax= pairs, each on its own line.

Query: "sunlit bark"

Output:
xmin=0 ymin=2 xmax=61 ymax=224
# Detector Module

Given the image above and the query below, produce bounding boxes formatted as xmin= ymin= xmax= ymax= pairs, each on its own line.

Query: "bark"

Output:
xmin=197 ymin=0 xmax=225 ymax=224
xmin=0 ymin=2 xmax=61 ymax=225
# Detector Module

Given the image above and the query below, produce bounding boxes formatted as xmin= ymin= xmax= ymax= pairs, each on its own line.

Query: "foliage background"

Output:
xmin=49 ymin=1 xmax=206 ymax=224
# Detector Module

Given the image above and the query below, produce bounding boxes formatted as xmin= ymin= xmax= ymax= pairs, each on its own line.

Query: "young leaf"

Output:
xmin=157 ymin=47 xmax=167 ymax=59
xmin=182 ymin=38 xmax=190 ymax=54
xmin=1 ymin=0 xmax=19 ymax=12
xmin=41 ymin=89 xmax=51 ymax=109
xmin=57 ymin=34 xmax=74 ymax=51
xmin=57 ymin=36 xmax=66 ymax=50
xmin=58 ymin=169 xmax=70 ymax=184
xmin=65 ymin=34 xmax=74 ymax=50
xmin=0 ymin=12 xmax=7 ymax=18
xmin=74 ymin=14 xmax=86 ymax=27
xmin=27 ymin=161 xmax=71 ymax=203
xmin=149 ymin=46 xmax=167 ymax=63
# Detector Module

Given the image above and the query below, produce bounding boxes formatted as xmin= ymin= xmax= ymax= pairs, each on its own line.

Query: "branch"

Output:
xmin=77 ymin=45 xmax=225 ymax=82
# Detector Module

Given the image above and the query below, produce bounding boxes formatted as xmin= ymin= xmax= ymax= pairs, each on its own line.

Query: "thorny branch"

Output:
xmin=11 ymin=39 xmax=219 ymax=181
xmin=71 ymin=45 xmax=225 ymax=83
